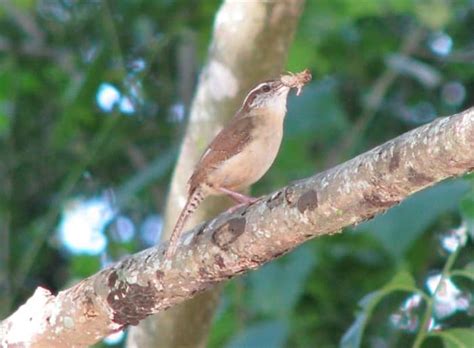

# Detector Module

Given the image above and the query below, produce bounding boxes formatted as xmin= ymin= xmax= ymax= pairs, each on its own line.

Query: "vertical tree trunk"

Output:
xmin=127 ymin=0 xmax=305 ymax=346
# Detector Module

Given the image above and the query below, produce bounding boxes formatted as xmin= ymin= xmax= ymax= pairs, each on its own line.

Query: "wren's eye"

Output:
xmin=261 ymin=84 xmax=271 ymax=92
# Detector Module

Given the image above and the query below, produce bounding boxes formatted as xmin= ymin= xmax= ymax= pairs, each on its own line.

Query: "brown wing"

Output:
xmin=189 ymin=116 xmax=254 ymax=192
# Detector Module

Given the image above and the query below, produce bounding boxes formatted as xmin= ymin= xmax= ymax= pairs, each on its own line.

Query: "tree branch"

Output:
xmin=1 ymin=107 xmax=473 ymax=347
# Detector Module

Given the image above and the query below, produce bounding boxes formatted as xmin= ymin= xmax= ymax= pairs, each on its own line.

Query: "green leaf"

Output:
xmin=451 ymin=263 xmax=474 ymax=281
xmin=460 ymin=191 xmax=474 ymax=235
xmin=385 ymin=269 xmax=417 ymax=289
xmin=0 ymin=108 xmax=10 ymax=138
xmin=431 ymin=328 xmax=474 ymax=348
xmin=415 ymin=0 xmax=451 ymax=29
xmin=341 ymin=270 xmax=419 ymax=348
xmin=247 ymin=244 xmax=316 ymax=318
xmin=225 ymin=320 xmax=288 ymax=348
xmin=13 ymin=0 xmax=36 ymax=9
xmin=340 ymin=312 xmax=368 ymax=348
xmin=286 ymin=39 xmax=318 ymax=72
xmin=209 ymin=297 xmax=239 ymax=348
xmin=358 ymin=180 xmax=469 ymax=260
xmin=70 ymin=255 xmax=101 ymax=278
xmin=460 ymin=195 xmax=474 ymax=220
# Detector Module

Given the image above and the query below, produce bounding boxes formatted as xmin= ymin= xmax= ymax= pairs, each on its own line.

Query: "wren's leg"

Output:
xmin=217 ymin=187 xmax=257 ymax=204
xmin=217 ymin=187 xmax=259 ymax=214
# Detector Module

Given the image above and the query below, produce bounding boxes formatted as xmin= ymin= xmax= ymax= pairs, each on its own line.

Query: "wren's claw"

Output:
xmin=280 ymin=69 xmax=312 ymax=95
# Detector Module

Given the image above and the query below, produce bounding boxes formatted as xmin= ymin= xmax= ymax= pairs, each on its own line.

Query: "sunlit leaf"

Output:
xmin=430 ymin=328 xmax=474 ymax=348
xmin=384 ymin=269 xmax=417 ymax=290
xmin=415 ymin=0 xmax=451 ymax=29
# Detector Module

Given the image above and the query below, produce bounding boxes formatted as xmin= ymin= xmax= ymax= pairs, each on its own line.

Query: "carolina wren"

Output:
xmin=165 ymin=69 xmax=312 ymax=259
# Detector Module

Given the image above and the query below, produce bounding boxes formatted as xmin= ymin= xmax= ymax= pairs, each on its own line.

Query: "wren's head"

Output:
xmin=240 ymin=80 xmax=291 ymax=114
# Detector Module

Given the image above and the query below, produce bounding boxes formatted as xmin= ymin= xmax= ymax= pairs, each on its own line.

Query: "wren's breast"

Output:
xmin=209 ymin=114 xmax=284 ymax=191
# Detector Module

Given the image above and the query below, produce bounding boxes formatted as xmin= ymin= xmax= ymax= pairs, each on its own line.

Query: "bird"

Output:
xmin=165 ymin=69 xmax=312 ymax=259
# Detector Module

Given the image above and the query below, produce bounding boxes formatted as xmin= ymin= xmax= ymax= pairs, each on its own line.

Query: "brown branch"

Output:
xmin=1 ymin=107 xmax=473 ymax=347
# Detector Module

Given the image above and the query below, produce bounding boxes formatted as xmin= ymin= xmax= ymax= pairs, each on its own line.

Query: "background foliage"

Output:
xmin=0 ymin=1 xmax=473 ymax=347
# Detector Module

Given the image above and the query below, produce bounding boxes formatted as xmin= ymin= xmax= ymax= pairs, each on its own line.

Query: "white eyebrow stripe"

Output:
xmin=247 ymin=82 xmax=266 ymax=94
xmin=252 ymin=82 xmax=268 ymax=91
xmin=241 ymin=82 xmax=268 ymax=106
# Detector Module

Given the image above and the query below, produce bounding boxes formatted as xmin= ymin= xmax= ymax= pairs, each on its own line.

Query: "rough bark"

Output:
xmin=1 ymin=107 xmax=473 ymax=347
xmin=126 ymin=0 xmax=305 ymax=347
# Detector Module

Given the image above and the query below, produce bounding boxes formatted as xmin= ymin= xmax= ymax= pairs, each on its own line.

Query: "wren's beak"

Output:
xmin=275 ymin=82 xmax=291 ymax=94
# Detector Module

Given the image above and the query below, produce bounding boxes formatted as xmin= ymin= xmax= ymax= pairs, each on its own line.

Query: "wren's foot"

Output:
xmin=217 ymin=187 xmax=260 ymax=214
xmin=225 ymin=202 xmax=251 ymax=214
xmin=217 ymin=187 xmax=257 ymax=204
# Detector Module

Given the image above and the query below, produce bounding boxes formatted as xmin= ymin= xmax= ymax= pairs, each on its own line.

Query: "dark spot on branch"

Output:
xmin=107 ymin=279 xmax=161 ymax=326
xmin=118 ymin=257 xmax=134 ymax=272
xmin=249 ymin=255 xmax=266 ymax=265
xmin=156 ymin=270 xmax=164 ymax=279
xmin=297 ymin=190 xmax=318 ymax=213
xmin=190 ymin=289 xmax=198 ymax=296
xmin=234 ymin=269 xmax=246 ymax=276
xmin=108 ymin=271 xmax=118 ymax=288
xmin=144 ymin=254 xmax=152 ymax=264
xmin=196 ymin=222 xmax=207 ymax=236
xmin=362 ymin=192 xmax=399 ymax=208
xmin=359 ymin=212 xmax=377 ymax=223
xmin=192 ymin=222 xmax=208 ymax=244
xmin=284 ymin=185 xmax=297 ymax=204
xmin=407 ymin=167 xmax=433 ymax=185
xmin=82 ymin=295 xmax=99 ymax=318
xmin=239 ymin=198 xmax=261 ymax=216
xmin=272 ymin=248 xmax=291 ymax=259
xmin=266 ymin=191 xmax=283 ymax=209
xmin=198 ymin=267 xmax=208 ymax=278
xmin=389 ymin=151 xmax=400 ymax=172
xmin=212 ymin=217 xmax=246 ymax=250
xmin=214 ymin=254 xmax=225 ymax=269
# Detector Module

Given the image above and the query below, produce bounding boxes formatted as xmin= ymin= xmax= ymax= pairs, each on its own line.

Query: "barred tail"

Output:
xmin=165 ymin=189 xmax=204 ymax=259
